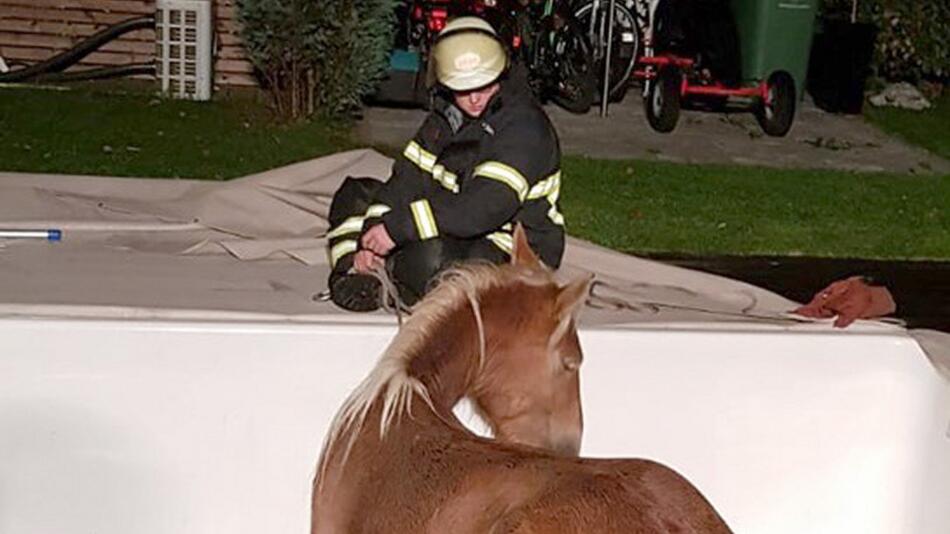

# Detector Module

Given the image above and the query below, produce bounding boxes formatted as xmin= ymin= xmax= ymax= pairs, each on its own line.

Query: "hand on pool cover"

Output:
xmin=794 ymin=276 xmax=897 ymax=328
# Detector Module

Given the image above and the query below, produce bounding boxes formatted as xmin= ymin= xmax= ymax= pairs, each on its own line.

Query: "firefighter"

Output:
xmin=326 ymin=16 xmax=564 ymax=311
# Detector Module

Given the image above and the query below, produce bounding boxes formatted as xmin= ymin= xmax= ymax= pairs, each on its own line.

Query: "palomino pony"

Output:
xmin=311 ymin=227 xmax=732 ymax=533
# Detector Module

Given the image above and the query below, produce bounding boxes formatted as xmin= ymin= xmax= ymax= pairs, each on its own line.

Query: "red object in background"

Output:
xmin=636 ymin=54 xmax=769 ymax=100
xmin=427 ymin=7 xmax=448 ymax=32
xmin=410 ymin=0 xmax=499 ymax=49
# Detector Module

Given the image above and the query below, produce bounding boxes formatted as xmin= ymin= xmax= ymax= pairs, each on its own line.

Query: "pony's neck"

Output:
xmin=406 ymin=300 xmax=484 ymax=417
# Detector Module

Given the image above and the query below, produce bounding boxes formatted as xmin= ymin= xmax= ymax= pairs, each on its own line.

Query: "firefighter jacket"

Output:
xmin=366 ymin=74 xmax=565 ymax=269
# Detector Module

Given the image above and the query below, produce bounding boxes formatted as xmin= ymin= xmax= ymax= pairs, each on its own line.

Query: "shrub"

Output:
xmin=237 ymin=0 xmax=396 ymax=120
xmin=820 ymin=0 xmax=949 ymax=83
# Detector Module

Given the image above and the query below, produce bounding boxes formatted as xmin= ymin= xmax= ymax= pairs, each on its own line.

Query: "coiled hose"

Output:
xmin=0 ymin=15 xmax=155 ymax=83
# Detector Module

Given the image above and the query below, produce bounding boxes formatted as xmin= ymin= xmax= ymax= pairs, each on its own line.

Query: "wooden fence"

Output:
xmin=0 ymin=0 xmax=257 ymax=87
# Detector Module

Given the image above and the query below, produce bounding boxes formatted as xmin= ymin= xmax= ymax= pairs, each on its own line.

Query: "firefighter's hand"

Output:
xmin=361 ymin=224 xmax=396 ymax=256
xmin=793 ymin=276 xmax=896 ymax=328
xmin=353 ymin=250 xmax=384 ymax=274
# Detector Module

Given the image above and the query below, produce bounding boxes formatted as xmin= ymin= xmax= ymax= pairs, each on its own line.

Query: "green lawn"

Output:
xmin=561 ymin=157 xmax=950 ymax=260
xmin=0 ymin=85 xmax=354 ymax=180
xmin=2 ymin=85 xmax=948 ymax=260
xmin=865 ymin=92 xmax=950 ymax=161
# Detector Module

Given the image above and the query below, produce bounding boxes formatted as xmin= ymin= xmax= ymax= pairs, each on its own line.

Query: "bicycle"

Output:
xmin=486 ymin=0 xmax=597 ymax=113
xmin=572 ymin=0 xmax=646 ymax=102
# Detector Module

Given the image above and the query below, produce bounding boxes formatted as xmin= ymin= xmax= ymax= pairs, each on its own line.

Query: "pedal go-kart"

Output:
xmin=633 ymin=0 xmax=812 ymax=137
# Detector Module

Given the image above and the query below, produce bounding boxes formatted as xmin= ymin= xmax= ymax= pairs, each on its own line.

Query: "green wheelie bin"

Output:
xmin=730 ymin=0 xmax=817 ymax=135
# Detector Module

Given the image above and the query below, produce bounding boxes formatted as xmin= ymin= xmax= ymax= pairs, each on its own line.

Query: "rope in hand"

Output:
xmin=368 ymin=264 xmax=411 ymax=327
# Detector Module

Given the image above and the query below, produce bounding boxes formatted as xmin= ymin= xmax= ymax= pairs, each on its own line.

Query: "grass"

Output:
xmin=2 ymin=84 xmax=948 ymax=260
xmin=0 ymin=85 xmax=355 ymax=180
xmin=865 ymin=92 xmax=950 ymax=161
xmin=561 ymin=157 xmax=950 ymax=260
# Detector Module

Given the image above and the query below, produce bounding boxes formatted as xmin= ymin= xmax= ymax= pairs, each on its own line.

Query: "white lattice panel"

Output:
xmin=155 ymin=0 xmax=213 ymax=100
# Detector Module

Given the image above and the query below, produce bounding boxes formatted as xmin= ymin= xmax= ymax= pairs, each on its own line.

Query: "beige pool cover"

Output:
xmin=0 ymin=149 xmax=946 ymax=373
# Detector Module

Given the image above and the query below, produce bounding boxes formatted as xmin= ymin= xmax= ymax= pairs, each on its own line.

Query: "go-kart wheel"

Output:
xmin=755 ymin=71 xmax=796 ymax=137
xmin=644 ymin=67 xmax=681 ymax=133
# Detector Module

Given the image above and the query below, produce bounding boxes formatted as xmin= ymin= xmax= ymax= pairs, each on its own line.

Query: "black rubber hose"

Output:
xmin=0 ymin=15 xmax=155 ymax=83
xmin=31 ymin=63 xmax=156 ymax=83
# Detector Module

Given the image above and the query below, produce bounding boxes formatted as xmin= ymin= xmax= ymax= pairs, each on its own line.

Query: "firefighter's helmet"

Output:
xmin=431 ymin=17 xmax=508 ymax=92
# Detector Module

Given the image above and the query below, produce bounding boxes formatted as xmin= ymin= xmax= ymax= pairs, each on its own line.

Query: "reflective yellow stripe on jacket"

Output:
xmin=431 ymin=164 xmax=459 ymax=193
xmin=326 ymin=215 xmax=364 ymax=240
xmin=473 ymin=161 xmax=529 ymax=202
xmin=326 ymin=204 xmax=392 ymax=240
xmin=403 ymin=140 xmax=436 ymax=172
xmin=410 ymin=199 xmax=439 ymax=240
xmin=403 ymin=141 xmax=458 ymax=193
xmin=527 ymin=170 xmax=564 ymax=226
xmin=365 ymin=203 xmax=391 ymax=218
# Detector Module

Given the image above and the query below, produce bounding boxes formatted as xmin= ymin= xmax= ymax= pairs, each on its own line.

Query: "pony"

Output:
xmin=311 ymin=226 xmax=732 ymax=534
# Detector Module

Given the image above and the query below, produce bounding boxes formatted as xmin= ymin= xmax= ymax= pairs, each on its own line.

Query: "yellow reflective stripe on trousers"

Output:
xmin=486 ymin=231 xmax=513 ymax=254
xmin=329 ymin=239 xmax=358 ymax=269
xmin=473 ymin=161 xmax=529 ymax=202
xmin=410 ymin=199 xmax=439 ymax=240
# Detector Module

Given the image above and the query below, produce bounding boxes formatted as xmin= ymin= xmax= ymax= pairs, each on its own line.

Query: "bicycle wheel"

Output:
xmin=574 ymin=1 xmax=639 ymax=101
xmin=546 ymin=23 xmax=597 ymax=113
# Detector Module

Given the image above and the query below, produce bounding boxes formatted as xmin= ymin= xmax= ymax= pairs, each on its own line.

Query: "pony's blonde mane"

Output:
xmin=316 ymin=261 xmax=554 ymax=485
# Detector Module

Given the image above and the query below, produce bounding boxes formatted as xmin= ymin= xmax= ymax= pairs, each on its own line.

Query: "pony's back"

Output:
xmin=482 ymin=455 xmax=732 ymax=534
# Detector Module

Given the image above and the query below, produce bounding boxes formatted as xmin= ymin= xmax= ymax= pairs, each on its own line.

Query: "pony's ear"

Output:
xmin=556 ymin=273 xmax=594 ymax=319
xmin=553 ymin=274 xmax=593 ymax=372
xmin=510 ymin=223 xmax=542 ymax=268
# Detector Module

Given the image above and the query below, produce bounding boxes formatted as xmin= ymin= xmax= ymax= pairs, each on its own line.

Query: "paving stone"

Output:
xmin=357 ymin=96 xmax=950 ymax=175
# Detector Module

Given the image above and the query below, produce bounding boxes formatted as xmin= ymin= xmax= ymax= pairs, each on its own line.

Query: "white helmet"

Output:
xmin=431 ymin=17 xmax=508 ymax=91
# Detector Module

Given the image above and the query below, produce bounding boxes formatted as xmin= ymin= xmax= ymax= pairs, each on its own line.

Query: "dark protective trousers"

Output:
xmin=327 ymin=177 xmax=508 ymax=310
